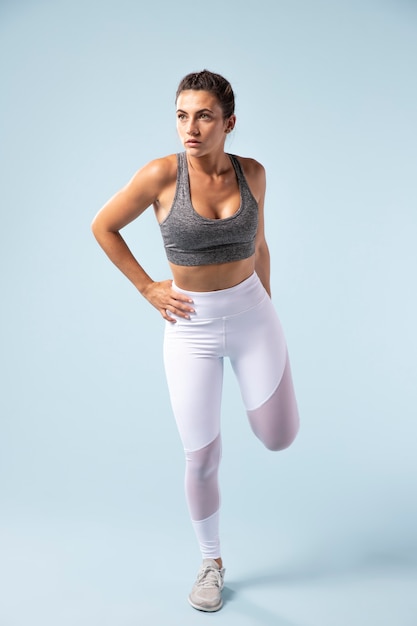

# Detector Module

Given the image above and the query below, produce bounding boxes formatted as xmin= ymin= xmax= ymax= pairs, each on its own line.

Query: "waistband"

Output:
xmin=172 ymin=272 xmax=267 ymax=319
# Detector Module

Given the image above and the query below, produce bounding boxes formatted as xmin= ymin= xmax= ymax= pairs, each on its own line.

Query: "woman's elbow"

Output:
xmin=90 ymin=215 xmax=101 ymax=241
xmin=91 ymin=212 xmax=109 ymax=241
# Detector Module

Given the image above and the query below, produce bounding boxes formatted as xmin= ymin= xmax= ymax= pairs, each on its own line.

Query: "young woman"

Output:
xmin=92 ymin=70 xmax=299 ymax=612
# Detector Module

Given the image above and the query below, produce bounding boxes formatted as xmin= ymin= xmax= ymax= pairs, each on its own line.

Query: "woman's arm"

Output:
xmin=254 ymin=196 xmax=271 ymax=297
xmin=91 ymin=158 xmax=194 ymax=321
xmin=239 ymin=157 xmax=271 ymax=296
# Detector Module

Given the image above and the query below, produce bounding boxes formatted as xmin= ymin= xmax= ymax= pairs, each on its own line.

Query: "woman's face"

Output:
xmin=176 ymin=90 xmax=235 ymax=156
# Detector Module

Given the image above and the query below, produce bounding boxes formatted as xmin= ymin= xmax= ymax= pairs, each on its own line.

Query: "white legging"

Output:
xmin=163 ymin=272 xmax=299 ymax=559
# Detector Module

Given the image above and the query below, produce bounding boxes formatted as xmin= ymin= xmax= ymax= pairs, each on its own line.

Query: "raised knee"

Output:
xmin=263 ymin=431 xmax=297 ymax=452
xmin=247 ymin=374 xmax=300 ymax=452
xmin=261 ymin=419 xmax=300 ymax=452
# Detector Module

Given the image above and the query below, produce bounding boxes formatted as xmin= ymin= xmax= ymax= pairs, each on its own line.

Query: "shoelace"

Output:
xmin=196 ymin=566 xmax=223 ymax=588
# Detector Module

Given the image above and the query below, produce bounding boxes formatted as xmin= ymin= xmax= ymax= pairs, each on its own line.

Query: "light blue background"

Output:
xmin=1 ymin=1 xmax=416 ymax=624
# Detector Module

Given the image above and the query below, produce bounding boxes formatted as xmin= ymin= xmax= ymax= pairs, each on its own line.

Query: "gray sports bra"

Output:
xmin=159 ymin=152 xmax=259 ymax=266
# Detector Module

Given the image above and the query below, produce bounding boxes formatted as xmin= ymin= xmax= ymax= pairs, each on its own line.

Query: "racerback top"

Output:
xmin=159 ymin=152 xmax=259 ymax=266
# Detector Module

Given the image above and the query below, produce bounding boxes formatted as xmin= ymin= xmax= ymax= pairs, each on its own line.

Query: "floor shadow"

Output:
xmin=218 ymin=544 xmax=417 ymax=624
xmin=222 ymin=585 xmax=237 ymax=604
xmin=217 ymin=550 xmax=417 ymax=626
xmin=222 ymin=583 xmax=302 ymax=626
xmin=225 ymin=548 xmax=417 ymax=594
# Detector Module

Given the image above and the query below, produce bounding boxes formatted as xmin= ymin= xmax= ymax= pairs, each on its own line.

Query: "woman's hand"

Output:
xmin=142 ymin=280 xmax=194 ymax=322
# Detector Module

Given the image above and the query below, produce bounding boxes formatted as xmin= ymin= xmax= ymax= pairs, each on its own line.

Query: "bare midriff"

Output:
xmin=169 ymin=255 xmax=256 ymax=292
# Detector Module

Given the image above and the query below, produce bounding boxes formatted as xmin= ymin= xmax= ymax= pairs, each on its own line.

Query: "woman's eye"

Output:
xmin=177 ymin=114 xmax=186 ymax=121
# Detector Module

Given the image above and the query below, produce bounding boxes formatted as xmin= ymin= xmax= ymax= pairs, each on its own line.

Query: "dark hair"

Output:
xmin=175 ymin=69 xmax=235 ymax=119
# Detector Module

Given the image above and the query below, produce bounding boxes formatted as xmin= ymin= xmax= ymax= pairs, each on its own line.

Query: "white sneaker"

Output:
xmin=188 ymin=559 xmax=225 ymax=612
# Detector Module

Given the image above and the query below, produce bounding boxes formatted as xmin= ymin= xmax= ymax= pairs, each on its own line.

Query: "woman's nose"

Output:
xmin=187 ymin=121 xmax=200 ymax=136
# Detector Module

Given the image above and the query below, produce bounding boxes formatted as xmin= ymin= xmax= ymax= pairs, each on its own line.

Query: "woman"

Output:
xmin=92 ymin=70 xmax=299 ymax=612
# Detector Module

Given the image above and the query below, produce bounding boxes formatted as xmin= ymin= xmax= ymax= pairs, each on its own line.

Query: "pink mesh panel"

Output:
xmin=247 ymin=356 xmax=299 ymax=451
xmin=185 ymin=434 xmax=222 ymax=521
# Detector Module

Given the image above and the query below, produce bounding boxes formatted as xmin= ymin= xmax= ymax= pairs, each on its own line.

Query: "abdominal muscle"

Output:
xmin=169 ymin=255 xmax=256 ymax=292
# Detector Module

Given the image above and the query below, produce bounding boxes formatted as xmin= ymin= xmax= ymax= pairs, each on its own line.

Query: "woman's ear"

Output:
xmin=225 ymin=115 xmax=236 ymax=133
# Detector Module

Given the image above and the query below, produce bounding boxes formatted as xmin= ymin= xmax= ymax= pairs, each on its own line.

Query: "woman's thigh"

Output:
xmin=163 ymin=319 xmax=224 ymax=452
xmin=228 ymin=295 xmax=299 ymax=449
xmin=228 ymin=294 xmax=288 ymax=409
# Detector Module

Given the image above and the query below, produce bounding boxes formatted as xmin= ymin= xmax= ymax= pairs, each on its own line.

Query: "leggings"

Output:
xmin=163 ymin=272 xmax=299 ymax=559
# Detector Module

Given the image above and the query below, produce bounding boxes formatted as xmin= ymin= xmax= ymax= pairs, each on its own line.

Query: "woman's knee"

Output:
xmin=185 ymin=435 xmax=222 ymax=480
xmin=247 ymin=361 xmax=300 ymax=451
xmin=260 ymin=416 xmax=299 ymax=451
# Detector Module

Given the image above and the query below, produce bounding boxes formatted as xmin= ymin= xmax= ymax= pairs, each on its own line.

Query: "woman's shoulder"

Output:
xmin=125 ymin=154 xmax=178 ymax=202
xmin=233 ymin=154 xmax=265 ymax=178
xmin=232 ymin=155 xmax=266 ymax=197
xmin=141 ymin=153 xmax=178 ymax=182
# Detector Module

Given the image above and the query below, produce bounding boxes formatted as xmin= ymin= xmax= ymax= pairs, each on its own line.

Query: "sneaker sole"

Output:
xmin=188 ymin=595 xmax=223 ymax=612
